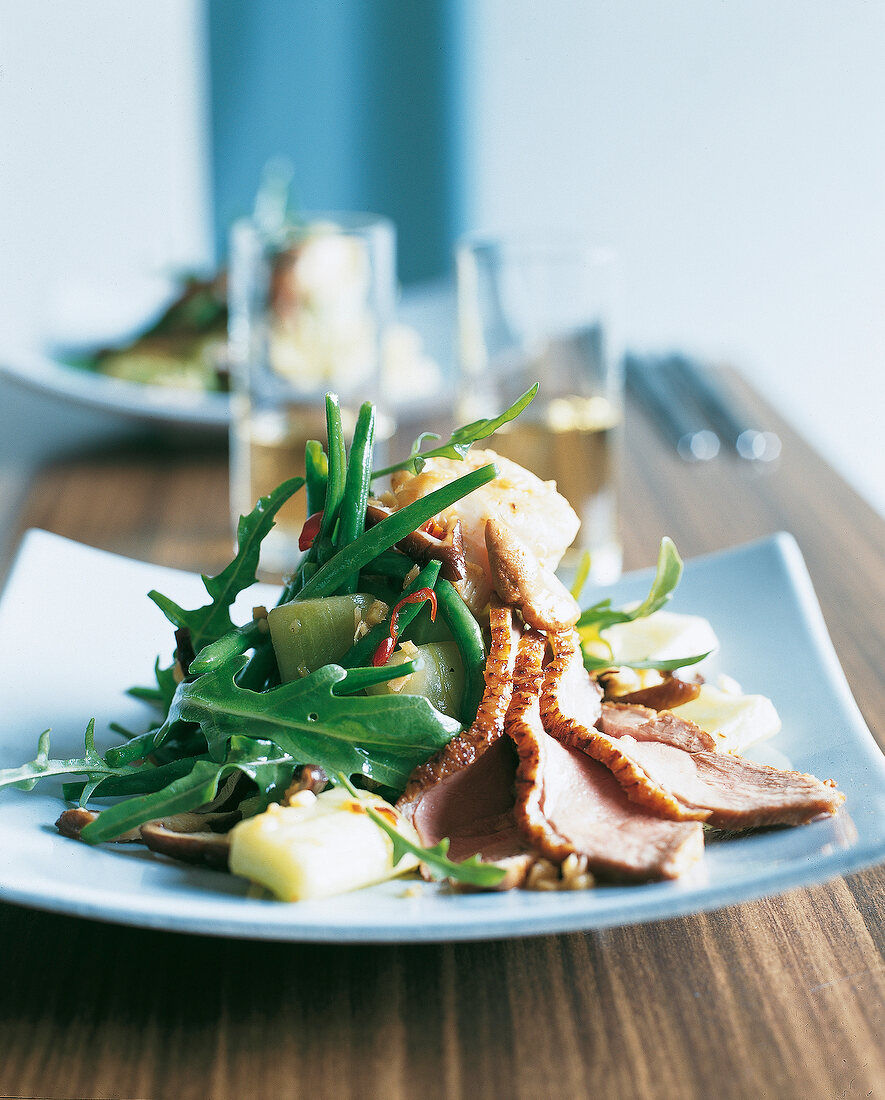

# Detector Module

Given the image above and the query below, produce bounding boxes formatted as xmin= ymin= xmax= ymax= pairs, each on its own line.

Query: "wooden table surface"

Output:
xmin=1 ymin=373 xmax=883 ymax=1100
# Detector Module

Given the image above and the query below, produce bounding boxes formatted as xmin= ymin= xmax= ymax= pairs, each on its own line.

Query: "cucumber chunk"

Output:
xmin=269 ymin=593 xmax=387 ymax=682
xmin=366 ymin=641 xmax=465 ymax=719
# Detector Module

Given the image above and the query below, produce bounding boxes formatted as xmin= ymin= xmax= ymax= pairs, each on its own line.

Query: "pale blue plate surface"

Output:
xmin=0 ymin=530 xmax=882 ymax=941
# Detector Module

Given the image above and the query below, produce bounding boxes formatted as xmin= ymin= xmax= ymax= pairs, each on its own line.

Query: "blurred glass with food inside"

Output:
xmin=228 ymin=202 xmax=396 ymax=575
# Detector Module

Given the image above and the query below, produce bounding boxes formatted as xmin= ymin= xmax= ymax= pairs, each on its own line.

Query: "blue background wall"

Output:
xmin=207 ymin=0 xmax=466 ymax=284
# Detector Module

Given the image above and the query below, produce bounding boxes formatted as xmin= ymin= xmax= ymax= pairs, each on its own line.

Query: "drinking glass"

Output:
xmin=456 ymin=233 xmax=624 ymax=583
xmin=228 ymin=212 xmax=396 ymax=575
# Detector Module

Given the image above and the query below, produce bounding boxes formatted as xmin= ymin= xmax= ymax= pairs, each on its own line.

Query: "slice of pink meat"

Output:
xmin=598 ymin=701 xmax=716 ymax=752
xmin=405 ymin=735 xmax=524 ymax=863
xmin=397 ymin=602 xmax=527 ymax=866
xmin=543 ymin=633 xmax=844 ymax=829
xmin=508 ymin=631 xmax=705 ymax=880
xmin=398 ymin=602 xmax=520 ymax=812
xmin=595 ymin=734 xmax=845 ymax=829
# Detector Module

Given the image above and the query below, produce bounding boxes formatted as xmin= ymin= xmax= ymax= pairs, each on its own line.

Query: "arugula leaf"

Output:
xmin=79 ymin=735 xmax=299 ymax=844
xmin=158 ymin=653 xmax=460 ymax=791
xmin=581 ymin=649 xmax=713 ymax=673
xmin=147 ymin=476 xmax=304 ymax=654
xmin=576 ymin=538 xmax=714 ymax=673
xmin=126 ymin=656 xmax=180 ymax=714
xmin=0 ymin=722 xmax=146 ymax=796
xmin=337 ymin=774 xmax=506 ymax=887
xmin=62 ymin=755 xmax=205 ymax=802
xmin=230 ymin=737 xmax=301 ymax=809
xmin=373 ymin=384 xmax=539 ymax=477
xmin=577 ymin=537 xmax=683 ymax=634
xmin=80 ymin=758 xmax=229 ymax=844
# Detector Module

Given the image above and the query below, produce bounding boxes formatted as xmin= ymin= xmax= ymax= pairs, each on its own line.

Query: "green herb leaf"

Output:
xmin=337 ymin=774 xmax=506 ymax=887
xmin=373 ymin=384 xmax=538 ymax=477
xmin=148 ymin=476 xmax=304 ymax=654
xmin=228 ymin=736 xmax=301 ymax=809
xmin=576 ymin=538 xmax=711 ymax=673
xmin=0 ymin=722 xmax=149 ymax=797
xmin=63 ymin=755 xmax=205 ymax=802
xmin=577 ymin=537 xmax=683 ymax=633
xmin=581 ymin=650 xmax=713 ymax=672
xmin=80 ymin=758 xmax=228 ymax=844
xmin=158 ymin=653 xmax=460 ymax=791
xmin=79 ymin=735 xmax=299 ymax=844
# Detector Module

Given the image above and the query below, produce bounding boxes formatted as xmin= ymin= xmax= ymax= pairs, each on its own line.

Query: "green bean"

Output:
xmin=359 ymin=549 xmax=415 ymax=583
xmin=340 ymin=559 xmax=441 ymax=669
xmin=335 ymin=401 xmax=376 ymax=593
xmin=334 ymin=657 xmax=423 ymax=695
xmin=435 ymin=578 xmax=486 ymax=726
xmin=305 ymin=439 xmax=328 ymax=517
xmin=316 ymin=393 xmax=347 ymax=563
xmin=188 ymin=619 xmax=264 ymax=676
xmin=296 ymin=462 xmax=499 ymax=602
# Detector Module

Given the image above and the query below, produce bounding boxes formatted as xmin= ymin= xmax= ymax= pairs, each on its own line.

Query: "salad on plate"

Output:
xmin=0 ymin=388 xmax=844 ymax=902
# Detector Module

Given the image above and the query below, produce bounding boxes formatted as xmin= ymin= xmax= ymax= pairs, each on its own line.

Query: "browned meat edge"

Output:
xmin=397 ymin=602 xmax=520 ymax=815
xmin=507 ymin=630 xmax=705 ymax=880
xmin=543 ymin=632 xmax=845 ymax=830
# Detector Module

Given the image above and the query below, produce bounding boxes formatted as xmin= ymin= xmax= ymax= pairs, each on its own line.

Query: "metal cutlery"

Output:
xmin=664 ymin=354 xmax=781 ymax=462
xmin=625 ymin=354 xmax=720 ymax=461
xmin=626 ymin=353 xmax=781 ymax=463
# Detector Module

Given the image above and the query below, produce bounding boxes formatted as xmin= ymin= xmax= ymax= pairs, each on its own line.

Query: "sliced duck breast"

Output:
xmin=396 ymin=603 xmax=527 ymax=867
xmin=590 ymin=734 xmax=844 ymax=830
xmin=507 ymin=630 xmax=705 ymax=881
xmin=401 ymin=735 xmax=523 ymax=863
xmin=539 ymin=629 xmax=604 ymax=733
xmin=542 ymin=632 xmax=713 ymax=752
xmin=598 ymin=700 xmax=716 ymax=752
xmin=543 ymin=633 xmax=844 ymax=829
xmin=542 ymin=631 xmax=710 ymax=821
xmin=398 ymin=603 xmax=520 ymax=811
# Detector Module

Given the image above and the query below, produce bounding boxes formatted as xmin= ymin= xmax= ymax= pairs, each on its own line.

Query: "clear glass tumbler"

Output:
xmin=456 ymin=234 xmax=624 ymax=583
xmin=228 ymin=212 xmax=396 ymax=575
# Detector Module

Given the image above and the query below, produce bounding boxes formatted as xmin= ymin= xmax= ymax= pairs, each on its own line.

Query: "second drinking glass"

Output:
xmin=456 ymin=234 xmax=624 ymax=583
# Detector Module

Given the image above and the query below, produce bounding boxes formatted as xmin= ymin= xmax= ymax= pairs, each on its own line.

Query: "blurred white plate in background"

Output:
xmin=0 ymin=278 xmax=452 ymax=429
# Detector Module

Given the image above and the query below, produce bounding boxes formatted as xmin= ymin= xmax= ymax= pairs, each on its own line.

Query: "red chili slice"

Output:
xmin=298 ymin=510 xmax=324 ymax=551
xmin=372 ymin=636 xmax=397 ymax=667
xmin=371 ymin=588 xmax=438 ymax=667
xmin=390 ymin=588 xmax=437 ymax=636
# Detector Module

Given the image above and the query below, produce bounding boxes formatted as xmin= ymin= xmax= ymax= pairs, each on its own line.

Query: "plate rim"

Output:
xmin=0 ymin=348 xmax=231 ymax=427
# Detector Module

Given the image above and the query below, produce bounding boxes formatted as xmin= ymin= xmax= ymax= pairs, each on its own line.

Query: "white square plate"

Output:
xmin=0 ymin=529 xmax=882 ymax=942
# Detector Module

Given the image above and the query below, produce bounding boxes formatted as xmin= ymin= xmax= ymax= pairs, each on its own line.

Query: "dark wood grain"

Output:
xmin=1 ymin=372 xmax=883 ymax=1100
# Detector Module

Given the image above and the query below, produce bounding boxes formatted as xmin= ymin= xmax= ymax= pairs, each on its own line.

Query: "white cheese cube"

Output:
xmin=229 ymin=786 xmax=419 ymax=901
xmin=602 ymin=610 xmax=719 ymax=666
xmin=672 ymin=683 xmax=782 ymax=753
